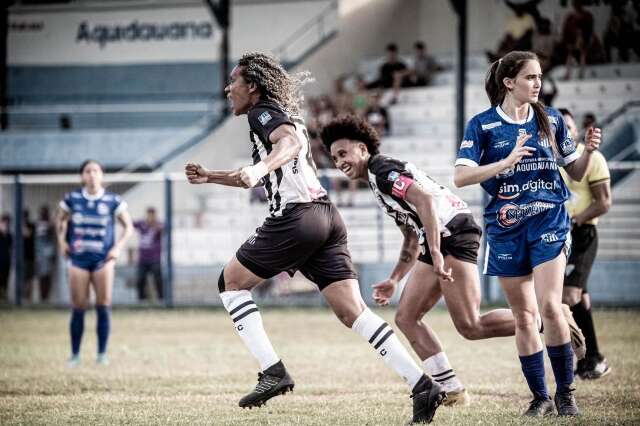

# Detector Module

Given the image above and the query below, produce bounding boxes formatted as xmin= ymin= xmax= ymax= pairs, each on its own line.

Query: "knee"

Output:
xmin=394 ymin=309 xmax=419 ymax=333
xmin=562 ymin=288 xmax=582 ymax=306
xmin=336 ymin=310 xmax=359 ymax=328
xmin=539 ymin=300 xmax=563 ymax=322
xmin=454 ymin=319 xmax=483 ymax=340
xmin=513 ymin=309 xmax=538 ymax=331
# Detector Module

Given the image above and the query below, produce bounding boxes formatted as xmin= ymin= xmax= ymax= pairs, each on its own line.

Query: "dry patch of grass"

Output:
xmin=1 ymin=308 xmax=639 ymax=425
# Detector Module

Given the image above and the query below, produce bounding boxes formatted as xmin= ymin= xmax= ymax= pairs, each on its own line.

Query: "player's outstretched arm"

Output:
xmin=185 ymin=162 xmax=249 ymax=187
xmin=239 ymin=124 xmax=301 ymax=188
xmin=372 ymin=225 xmax=419 ymax=306
xmin=454 ymin=133 xmax=534 ymax=187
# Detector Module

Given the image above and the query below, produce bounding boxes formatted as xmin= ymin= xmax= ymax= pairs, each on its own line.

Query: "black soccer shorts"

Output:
xmin=564 ymin=223 xmax=598 ymax=292
xmin=236 ymin=200 xmax=358 ymax=290
xmin=418 ymin=213 xmax=482 ymax=265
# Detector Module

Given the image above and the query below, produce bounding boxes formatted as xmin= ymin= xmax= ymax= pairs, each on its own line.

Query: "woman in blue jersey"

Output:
xmin=454 ymin=51 xmax=601 ymax=417
xmin=57 ymin=160 xmax=133 ymax=366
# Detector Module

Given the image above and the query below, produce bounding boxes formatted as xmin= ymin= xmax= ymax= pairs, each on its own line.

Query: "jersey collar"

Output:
xmin=496 ymin=104 xmax=534 ymax=124
xmin=82 ymin=187 xmax=105 ymax=201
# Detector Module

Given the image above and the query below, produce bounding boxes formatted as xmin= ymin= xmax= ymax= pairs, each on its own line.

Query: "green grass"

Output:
xmin=1 ymin=308 xmax=639 ymax=425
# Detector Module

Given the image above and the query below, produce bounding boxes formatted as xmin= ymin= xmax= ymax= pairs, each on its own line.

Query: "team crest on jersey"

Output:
xmin=97 ymin=203 xmax=110 ymax=216
xmin=387 ymin=171 xmax=400 ymax=182
xmin=258 ymin=111 xmax=272 ymax=125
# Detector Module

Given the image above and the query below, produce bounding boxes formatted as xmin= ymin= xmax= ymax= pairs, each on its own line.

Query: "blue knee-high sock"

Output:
xmin=519 ymin=350 xmax=549 ymax=399
xmin=70 ymin=308 xmax=85 ymax=356
xmin=96 ymin=305 xmax=111 ymax=355
xmin=547 ymin=343 xmax=574 ymax=394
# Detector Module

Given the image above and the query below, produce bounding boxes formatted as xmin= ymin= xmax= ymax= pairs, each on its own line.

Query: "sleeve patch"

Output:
xmin=391 ymin=175 xmax=414 ymax=199
xmin=258 ymin=111 xmax=272 ymax=125
xmin=460 ymin=140 xmax=474 ymax=149
xmin=387 ymin=171 xmax=400 ymax=182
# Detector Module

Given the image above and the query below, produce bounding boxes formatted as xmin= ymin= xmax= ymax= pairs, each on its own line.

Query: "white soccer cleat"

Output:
xmin=96 ymin=353 xmax=110 ymax=366
xmin=67 ymin=355 xmax=81 ymax=368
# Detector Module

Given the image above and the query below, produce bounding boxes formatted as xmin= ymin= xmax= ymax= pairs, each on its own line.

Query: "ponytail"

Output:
xmin=485 ymin=60 xmax=504 ymax=106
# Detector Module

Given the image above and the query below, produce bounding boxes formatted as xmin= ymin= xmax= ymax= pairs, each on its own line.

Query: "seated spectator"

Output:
xmin=532 ymin=17 xmax=557 ymax=70
xmin=367 ymin=43 xmax=407 ymax=89
xmin=365 ymin=91 xmax=389 ymax=136
xmin=405 ymin=41 xmax=443 ymax=87
xmin=487 ymin=2 xmax=536 ymax=61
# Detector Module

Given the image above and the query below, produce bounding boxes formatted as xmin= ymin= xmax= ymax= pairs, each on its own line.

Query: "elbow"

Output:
xmin=601 ymin=198 xmax=612 ymax=214
xmin=453 ymin=172 xmax=467 ymax=188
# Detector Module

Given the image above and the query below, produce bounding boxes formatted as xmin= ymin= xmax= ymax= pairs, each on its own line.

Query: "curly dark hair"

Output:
xmin=320 ymin=115 xmax=381 ymax=155
xmin=237 ymin=51 xmax=311 ymax=116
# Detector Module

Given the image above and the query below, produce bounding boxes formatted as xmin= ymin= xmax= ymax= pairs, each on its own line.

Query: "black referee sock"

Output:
xmin=570 ymin=300 xmax=601 ymax=360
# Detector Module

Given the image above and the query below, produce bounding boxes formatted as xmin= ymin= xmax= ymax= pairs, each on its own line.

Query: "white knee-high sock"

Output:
xmin=220 ymin=290 xmax=280 ymax=371
xmin=423 ymin=352 xmax=464 ymax=393
xmin=352 ymin=308 xmax=424 ymax=389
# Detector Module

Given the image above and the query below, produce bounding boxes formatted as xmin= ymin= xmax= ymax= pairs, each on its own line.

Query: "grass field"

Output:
xmin=1 ymin=307 xmax=639 ymax=425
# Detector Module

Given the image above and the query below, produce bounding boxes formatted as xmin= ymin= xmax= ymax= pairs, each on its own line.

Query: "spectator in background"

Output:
xmin=35 ymin=206 xmax=56 ymax=303
xmin=352 ymin=76 xmax=370 ymax=117
xmin=603 ymin=0 xmax=637 ymax=63
xmin=367 ymin=43 xmax=407 ymax=89
xmin=532 ymin=17 xmax=557 ymax=70
xmin=561 ymin=0 xmax=606 ymax=79
xmin=486 ymin=3 xmax=536 ymax=61
xmin=0 ymin=214 xmax=12 ymax=302
xmin=407 ymin=41 xmax=443 ymax=87
xmin=365 ymin=91 xmax=389 ymax=136
xmin=22 ymin=209 xmax=36 ymax=303
xmin=134 ymin=207 xmax=164 ymax=302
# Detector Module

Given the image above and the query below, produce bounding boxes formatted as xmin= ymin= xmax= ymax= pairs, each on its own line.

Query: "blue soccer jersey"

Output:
xmin=59 ymin=188 xmax=127 ymax=264
xmin=455 ymin=105 xmax=579 ymax=238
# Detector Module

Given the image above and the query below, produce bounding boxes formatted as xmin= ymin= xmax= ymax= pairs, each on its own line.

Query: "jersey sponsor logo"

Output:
xmin=497 ymin=201 xmax=555 ymax=227
xmin=258 ymin=111 xmax=272 ymax=125
xmin=481 ymin=121 xmax=501 ymax=130
xmin=97 ymin=202 xmax=110 ymax=216
xmin=497 ymin=179 xmax=561 ymax=200
xmin=493 ymin=140 xmax=510 ymax=149
xmin=460 ymin=140 xmax=474 ymax=149
xmin=497 ymin=253 xmax=513 ymax=260
xmin=514 ymin=158 xmax=558 ymax=173
xmin=71 ymin=213 xmax=109 ymax=226
xmin=541 ymin=232 xmax=559 ymax=243
xmin=387 ymin=171 xmax=400 ymax=182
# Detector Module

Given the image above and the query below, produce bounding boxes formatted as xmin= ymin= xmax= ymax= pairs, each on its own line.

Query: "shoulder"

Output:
xmin=469 ymin=107 xmax=502 ymax=131
xmin=368 ymin=154 xmax=406 ymax=177
xmin=248 ymin=101 xmax=287 ymax=122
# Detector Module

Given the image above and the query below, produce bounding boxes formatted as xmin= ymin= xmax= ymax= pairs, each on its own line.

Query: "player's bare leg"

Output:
xmin=219 ymin=256 xmax=293 ymax=409
xmin=394 ymin=262 xmax=468 ymax=406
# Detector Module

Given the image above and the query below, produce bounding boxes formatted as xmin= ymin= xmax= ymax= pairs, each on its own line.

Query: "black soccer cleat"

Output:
xmin=410 ymin=374 xmax=446 ymax=424
xmin=238 ymin=360 xmax=295 ymax=409
xmin=554 ymin=389 xmax=580 ymax=416
xmin=522 ymin=396 xmax=555 ymax=417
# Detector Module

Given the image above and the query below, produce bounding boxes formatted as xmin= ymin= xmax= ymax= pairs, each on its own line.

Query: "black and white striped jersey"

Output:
xmin=247 ymin=101 xmax=327 ymax=217
xmin=367 ymin=154 xmax=471 ymax=242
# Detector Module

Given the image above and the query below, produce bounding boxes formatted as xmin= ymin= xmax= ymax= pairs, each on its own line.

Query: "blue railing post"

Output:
xmin=13 ymin=175 xmax=23 ymax=306
xmin=164 ymin=176 xmax=174 ymax=308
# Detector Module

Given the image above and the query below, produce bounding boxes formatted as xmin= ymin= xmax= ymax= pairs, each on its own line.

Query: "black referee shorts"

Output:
xmin=564 ymin=224 xmax=598 ymax=292
xmin=418 ymin=213 xmax=482 ymax=266
xmin=236 ymin=200 xmax=358 ymax=290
